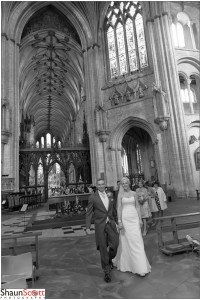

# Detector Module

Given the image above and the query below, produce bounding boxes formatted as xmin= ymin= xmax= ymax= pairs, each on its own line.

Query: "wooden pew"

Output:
xmin=1 ymin=232 xmax=42 ymax=269
xmin=7 ymin=193 xmax=44 ymax=210
xmin=155 ymin=212 xmax=200 ymax=256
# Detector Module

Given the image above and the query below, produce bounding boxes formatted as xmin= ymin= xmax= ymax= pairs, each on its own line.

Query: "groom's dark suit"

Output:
xmin=86 ymin=191 xmax=119 ymax=275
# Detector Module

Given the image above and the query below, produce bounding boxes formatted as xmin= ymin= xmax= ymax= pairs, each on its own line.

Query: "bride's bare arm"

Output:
xmin=133 ymin=192 xmax=142 ymax=225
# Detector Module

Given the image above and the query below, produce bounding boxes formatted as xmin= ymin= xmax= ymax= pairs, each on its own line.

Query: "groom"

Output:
xmin=86 ymin=178 xmax=119 ymax=283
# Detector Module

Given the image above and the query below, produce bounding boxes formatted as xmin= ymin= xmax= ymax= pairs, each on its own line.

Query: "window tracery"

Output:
xmin=136 ymin=144 xmax=143 ymax=174
xmin=105 ymin=1 xmax=148 ymax=79
xmin=179 ymin=74 xmax=198 ymax=114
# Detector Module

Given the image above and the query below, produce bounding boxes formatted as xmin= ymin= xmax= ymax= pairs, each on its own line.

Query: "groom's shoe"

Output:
xmin=104 ymin=273 xmax=111 ymax=283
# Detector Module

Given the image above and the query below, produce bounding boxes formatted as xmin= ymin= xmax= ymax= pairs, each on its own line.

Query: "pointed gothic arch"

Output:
xmin=6 ymin=2 xmax=93 ymax=47
xmin=108 ymin=116 xmax=157 ymax=150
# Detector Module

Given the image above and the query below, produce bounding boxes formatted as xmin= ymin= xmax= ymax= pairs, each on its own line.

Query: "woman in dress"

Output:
xmin=144 ymin=181 xmax=157 ymax=226
xmin=113 ymin=177 xmax=151 ymax=276
xmin=152 ymin=181 xmax=167 ymax=218
xmin=136 ymin=181 xmax=152 ymax=236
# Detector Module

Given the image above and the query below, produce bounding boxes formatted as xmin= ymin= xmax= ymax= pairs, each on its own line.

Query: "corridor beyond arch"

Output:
xmin=108 ymin=116 xmax=157 ymax=150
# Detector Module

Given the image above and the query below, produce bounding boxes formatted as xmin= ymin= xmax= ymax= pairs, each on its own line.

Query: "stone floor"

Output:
xmin=1 ymin=198 xmax=200 ymax=299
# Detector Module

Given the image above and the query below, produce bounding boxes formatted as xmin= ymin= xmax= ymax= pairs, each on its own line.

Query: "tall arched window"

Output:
xmin=121 ymin=147 xmax=129 ymax=176
xmin=136 ymin=144 xmax=143 ymax=174
xmin=41 ymin=136 xmax=44 ymax=148
xmin=105 ymin=1 xmax=148 ymax=79
xmin=46 ymin=133 xmax=51 ymax=148
xmin=171 ymin=22 xmax=185 ymax=48
xmin=179 ymin=74 xmax=198 ymax=114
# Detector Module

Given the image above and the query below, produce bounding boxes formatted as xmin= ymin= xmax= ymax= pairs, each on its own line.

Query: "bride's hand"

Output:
xmin=118 ymin=221 xmax=123 ymax=230
xmin=140 ymin=220 xmax=143 ymax=227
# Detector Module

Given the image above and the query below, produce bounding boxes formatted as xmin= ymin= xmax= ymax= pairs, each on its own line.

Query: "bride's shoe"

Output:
xmin=136 ymin=273 xmax=146 ymax=277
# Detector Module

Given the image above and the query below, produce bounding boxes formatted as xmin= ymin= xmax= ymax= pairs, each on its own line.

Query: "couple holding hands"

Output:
xmin=86 ymin=177 xmax=151 ymax=283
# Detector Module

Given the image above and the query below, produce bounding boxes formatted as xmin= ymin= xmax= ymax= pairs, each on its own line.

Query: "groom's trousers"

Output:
xmin=99 ymin=222 xmax=119 ymax=274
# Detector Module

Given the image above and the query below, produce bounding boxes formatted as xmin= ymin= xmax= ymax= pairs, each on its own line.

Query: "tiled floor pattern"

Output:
xmin=1 ymin=211 xmax=95 ymax=238
xmin=2 ymin=214 xmax=32 ymax=235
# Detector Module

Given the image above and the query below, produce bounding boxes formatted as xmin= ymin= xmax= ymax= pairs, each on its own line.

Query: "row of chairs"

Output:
xmin=1 ymin=252 xmax=36 ymax=289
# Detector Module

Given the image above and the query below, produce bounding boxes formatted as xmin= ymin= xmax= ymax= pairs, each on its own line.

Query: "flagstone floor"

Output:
xmin=1 ymin=198 xmax=200 ymax=299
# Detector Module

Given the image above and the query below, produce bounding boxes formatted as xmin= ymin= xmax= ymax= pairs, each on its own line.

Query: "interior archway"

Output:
xmin=121 ymin=126 xmax=158 ymax=185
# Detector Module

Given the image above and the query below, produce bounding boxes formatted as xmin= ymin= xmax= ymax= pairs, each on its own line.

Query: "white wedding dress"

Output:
xmin=113 ymin=196 xmax=151 ymax=275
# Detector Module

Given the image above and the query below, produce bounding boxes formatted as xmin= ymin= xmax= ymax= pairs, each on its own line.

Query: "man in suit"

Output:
xmin=86 ymin=179 xmax=119 ymax=283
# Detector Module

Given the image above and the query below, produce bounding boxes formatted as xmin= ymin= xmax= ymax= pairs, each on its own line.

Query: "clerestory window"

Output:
xmin=105 ymin=1 xmax=148 ymax=79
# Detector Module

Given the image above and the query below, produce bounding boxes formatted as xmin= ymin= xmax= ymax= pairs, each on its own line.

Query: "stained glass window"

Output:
xmin=107 ymin=26 xmax=118 ymax=77
xmin=126 ymin=18 xmax=138 ymax=71
xmin=136 ymin=144 xmax=143 ymax=174
xmin=105 ymin=1 xmax=148 ymax=79
xmin=116 ymin=23 xmax=127 ymax=74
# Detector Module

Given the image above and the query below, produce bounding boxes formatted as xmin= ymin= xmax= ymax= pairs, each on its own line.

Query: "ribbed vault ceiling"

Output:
xmin=19 ymin=5 xmax=84 ymax=143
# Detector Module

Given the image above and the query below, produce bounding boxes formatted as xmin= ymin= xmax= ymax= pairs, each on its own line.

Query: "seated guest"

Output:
xmin=132 ymin=179 xmax=139 ymax=191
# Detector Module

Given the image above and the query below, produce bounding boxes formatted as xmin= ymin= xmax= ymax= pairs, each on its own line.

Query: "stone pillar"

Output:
xmin=2 ymin=38 xmax=20 ymax=191
xmin=110 ymin=148 xmax=118 ymax=188
xmin=147 ymin=2 xmax=195 ymax=197
xmin=83 ymin=42 xmax=107 ymax=184
xmin=115 ymin=148 xmax=123 ymax=182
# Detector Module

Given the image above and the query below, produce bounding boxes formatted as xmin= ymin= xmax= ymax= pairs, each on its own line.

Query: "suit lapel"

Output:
xmin=94 ymin=191 xmax=107 ymax=212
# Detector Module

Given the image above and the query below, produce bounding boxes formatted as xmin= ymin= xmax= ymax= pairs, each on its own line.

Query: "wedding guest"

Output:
xmin=136 ymin=181 xmax=152 ymax=236
xmin=144 ymin=181 xmax=156 ymax=225
xmin=152 ymin=181 xmax=167 ymax=218
xmin=132 ymin=179 xmax=139 ymax=191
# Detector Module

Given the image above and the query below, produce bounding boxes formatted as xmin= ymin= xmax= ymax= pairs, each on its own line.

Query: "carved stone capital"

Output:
xmin=1 ymin=130 xmax=11 ymax=144
xmin=96 ymin=130 xmax=110 ymax=143
xmin=154 ymin=117 xmax=170 ymax=131
xmin=1 ymin=98 xmax=9 ymax=107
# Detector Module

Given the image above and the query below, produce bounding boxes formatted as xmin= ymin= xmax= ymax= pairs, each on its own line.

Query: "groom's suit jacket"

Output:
xmin=86 ymin=191 xmax=118 ymax=250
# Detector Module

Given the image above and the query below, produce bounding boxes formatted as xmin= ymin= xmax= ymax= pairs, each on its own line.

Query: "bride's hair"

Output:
xmin=118 ymin=177 xmax=131 ymax=197
xmin=121 ymin=176 xmax=130 ymax=185
xmin=117 ymin=177 xmax=131 ymax=220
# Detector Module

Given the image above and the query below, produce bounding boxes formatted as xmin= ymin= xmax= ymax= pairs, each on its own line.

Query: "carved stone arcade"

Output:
xmin=19 ymin=147 xmax=91 ymax=200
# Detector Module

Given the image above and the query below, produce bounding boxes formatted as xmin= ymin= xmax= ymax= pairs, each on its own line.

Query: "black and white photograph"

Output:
xmin=1 ymin=1 xmax=200 ymax=299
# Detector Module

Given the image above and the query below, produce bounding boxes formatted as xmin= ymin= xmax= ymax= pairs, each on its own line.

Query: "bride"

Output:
xmin=113 ymin=177 xmax=151 ymax=276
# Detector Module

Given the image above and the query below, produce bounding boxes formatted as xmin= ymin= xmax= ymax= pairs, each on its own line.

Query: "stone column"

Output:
xmin=110 ymin=148 xmax=118 ymax=188
xmin=115 ymin=148 xmax=123 ymax=182
xmin=160 ymin=4 xmax=195 ymax=197
xmin=83 ymin=41 xmax=107 ymax=183
xmin=4 ymin=38 xmax=20 ymax=191
xmin=147 ymin=2 xmax=195 ymax=197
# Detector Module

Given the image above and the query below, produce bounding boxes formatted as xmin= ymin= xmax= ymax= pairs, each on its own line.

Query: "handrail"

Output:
xmin=2 ymin=232 xmax=42 ymax=240
xmin=154 ymin=212 xmax=200 ymax=221
xmin=155 ymin=212 xmax=200 ymax=254
xmin=49 ymin=193 xmax=92 ymax=199
xmin=1 ymin=232 xmax=42 ymax=269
